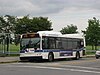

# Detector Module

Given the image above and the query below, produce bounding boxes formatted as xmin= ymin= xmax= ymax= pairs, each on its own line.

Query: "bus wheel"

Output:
xmin=96 ymin=56 xmax=99 ymax=59
xmin=48 ymin=53 xmax=54 ymax=62
xmin=75 ymin=52 xmax=80 ymax=60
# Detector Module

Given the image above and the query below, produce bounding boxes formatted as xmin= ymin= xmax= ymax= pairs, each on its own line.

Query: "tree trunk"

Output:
xmin=95 ymin=46 xmax=97 ymax=50
xmin=92 ymin=45 xmax=94 ymax=50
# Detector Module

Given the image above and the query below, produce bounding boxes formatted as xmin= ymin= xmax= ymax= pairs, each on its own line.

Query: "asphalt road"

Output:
xmin=0 ymin=58 xmax=100 ymax=75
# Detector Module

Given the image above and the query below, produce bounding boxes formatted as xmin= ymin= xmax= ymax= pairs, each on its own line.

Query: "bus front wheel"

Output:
xmin=48 ymin=52 xmax=54 ymax=62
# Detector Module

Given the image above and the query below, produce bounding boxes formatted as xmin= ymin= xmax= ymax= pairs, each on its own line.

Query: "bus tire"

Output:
xmin=48 ymin=52 xmax=54 ymax=62
xmin=75 ymin=52 xmax=80 ymax=60
xmin=83 ymin=50 xmax=85 ymax=56
xmin=96 ymin=56 xmax=99 ymax=59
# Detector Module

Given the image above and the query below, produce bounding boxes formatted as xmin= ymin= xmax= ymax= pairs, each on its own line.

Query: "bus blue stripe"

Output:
xmin=34 ymin=49 xmax=83 ymax=52
xmin=20 ymin=48 xmax=84 ymax=53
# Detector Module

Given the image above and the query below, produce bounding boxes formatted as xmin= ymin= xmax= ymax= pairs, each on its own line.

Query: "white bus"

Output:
xmin=20 ymin=31 xmax=85 ymax=62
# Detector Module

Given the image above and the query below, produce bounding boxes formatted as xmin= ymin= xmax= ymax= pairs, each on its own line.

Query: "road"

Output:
xmin=0 ymin=57 xmax=100 ymax=75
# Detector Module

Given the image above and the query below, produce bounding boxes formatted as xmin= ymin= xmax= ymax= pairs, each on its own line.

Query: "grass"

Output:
xmin=0 ymin=44 xmax=20 ymax=56
xmin=86 ymin=45 xmax=100 ymax=55
xmin=0 ymin=44 xmax=20 ymax=52
xmin=9 ymin=44 xmax=20 ymax=52
xmin=86 ymin=45 xmax=100 ymax=50
xmin=86 ymin=51 xmax=95 ymax=55
xmin=86 ymin=46 xmax=92 ymax=50
xmin=7 ymin=44 xmax=20 ymax=56
xmin=86 ymin=46 xmax=95 ymax=55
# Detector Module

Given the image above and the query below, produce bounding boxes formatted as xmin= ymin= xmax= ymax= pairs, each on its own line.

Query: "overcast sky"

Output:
xmin=0 ymin=0 xmax=100 ymax=33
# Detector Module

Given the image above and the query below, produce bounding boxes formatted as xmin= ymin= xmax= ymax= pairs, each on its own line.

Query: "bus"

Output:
xmin=20 ymin=31 xmax=86 ymax=62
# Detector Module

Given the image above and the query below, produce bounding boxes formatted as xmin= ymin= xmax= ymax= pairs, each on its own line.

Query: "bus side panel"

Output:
xmin=79 ymin=50 xmax=85 ymax=57
xmin=53 ymin=52 xmax=60 ymax=59
xmin=58 ymin=51 xmax=75 ymax=59
xmin=73 ymin=51 xmax=76 ymax=57
xmin=41 ymin=52 xmax=60 ymax=59
xmin=79 ymin=50 xmax=83 ymax=57
xmin=41 ymin=52 xmax=49 ymax=59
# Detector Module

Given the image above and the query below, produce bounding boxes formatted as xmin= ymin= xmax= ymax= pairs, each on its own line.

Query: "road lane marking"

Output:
xmin=59 ymin=59 xmax=98 ymax=65
xmin=10 ymin=62 xmax=100 ymax=70
xmin=57 ymin=65 xmax=100 ymax=70
xmin=4 ymin=65 xmax=100 ymax=74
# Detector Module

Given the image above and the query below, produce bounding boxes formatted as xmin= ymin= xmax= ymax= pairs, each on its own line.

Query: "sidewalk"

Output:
xmin=0 ymin=56 xmax=19 ymax=63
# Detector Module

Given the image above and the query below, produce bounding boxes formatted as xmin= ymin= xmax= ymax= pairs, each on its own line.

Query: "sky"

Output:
xmin=0 ymin=0 xmax=100 ymax=33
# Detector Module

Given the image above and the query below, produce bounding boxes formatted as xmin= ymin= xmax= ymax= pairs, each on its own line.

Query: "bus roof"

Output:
xmin=37 ymin=31 xmax=62 ymax=37
xmin=21 ymin=31 xmax=84 ymax=39
xmin=62 ymin=34 xmax=84 ymax=39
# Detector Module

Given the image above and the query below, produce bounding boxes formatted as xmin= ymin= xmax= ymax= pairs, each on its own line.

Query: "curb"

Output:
xmin=0 ymin=57 xmax=19 ymax=64
xmin=0 ymin=60 xmax=19 ymax=64
xmin=83 ymin=55 xmax=95 ymax=58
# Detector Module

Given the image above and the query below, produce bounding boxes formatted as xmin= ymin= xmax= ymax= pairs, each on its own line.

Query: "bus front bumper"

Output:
xmin=20 ymin=56 xmax=42 ymax=61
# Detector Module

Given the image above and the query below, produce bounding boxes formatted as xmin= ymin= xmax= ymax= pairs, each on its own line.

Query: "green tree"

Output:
xmin=0 ymin=16 xmax=5 ymax=32
xmin=15 ymin=15 xmax=31 ymax=34
xmin=31 ymin=17 xmax=52 ymax=32
xmin=85 ymin=17 xmax=100 ymax=50
xmin=60 ymin=24 xmax=78 ymax=34
xmin=0 ymin=15 xmax=16 ymax=33
xmin=15 ymin=16 xmax=52 ymax=34
xmin=0 ymin=15 xmax=17 ymax=53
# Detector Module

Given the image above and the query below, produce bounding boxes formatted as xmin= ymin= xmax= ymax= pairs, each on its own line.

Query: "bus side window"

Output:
xmin=48 ymin=38 xmax=56 ymax=49
xmin=77 ymin=40 xmax=84 ymax=48
xmin=56 ymin=38 xmax=62 ymax=49
xmin=80 ymin=41 xmax=84 ymax=48
xmin=42 ymin=40 xmax=45 ymax=49
xmin=42 ymin=37 xmax=49 ymax=49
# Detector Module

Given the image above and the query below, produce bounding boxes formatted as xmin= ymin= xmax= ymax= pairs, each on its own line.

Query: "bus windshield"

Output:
xmin=20 ymin=33 xmax=40 ymax=50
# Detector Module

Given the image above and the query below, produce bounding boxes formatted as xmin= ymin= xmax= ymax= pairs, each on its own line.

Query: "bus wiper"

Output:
xmin=34 ymin=40 xmax=40 ymax=49
xmin=21 ymin=45 xmax=27 ymax=50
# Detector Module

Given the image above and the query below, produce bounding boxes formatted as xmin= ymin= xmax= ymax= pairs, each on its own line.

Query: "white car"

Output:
xmin=95 ymin=50 xmax=100 ymax=59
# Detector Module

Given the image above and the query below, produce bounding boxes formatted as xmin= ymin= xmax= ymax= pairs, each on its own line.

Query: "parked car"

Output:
xmin=95 ymin=50 xmax=100 ymax=59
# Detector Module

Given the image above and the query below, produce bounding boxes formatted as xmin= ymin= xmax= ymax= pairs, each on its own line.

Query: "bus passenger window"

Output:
xmin=48 ymin=38 xmax=56 ymax=49
xmin=42 ymin=38 xmax=49 ymax=49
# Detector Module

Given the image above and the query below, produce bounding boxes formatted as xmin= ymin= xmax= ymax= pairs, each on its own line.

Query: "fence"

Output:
xmin=0 ymin=33 xmax=20 ymax=56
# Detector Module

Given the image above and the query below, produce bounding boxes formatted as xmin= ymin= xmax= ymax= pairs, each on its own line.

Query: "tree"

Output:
xmin=0 ymin=15 xmax=16 ymax=33
xmin=0 ymin=15 xmax=17 ymax=53
xmin=0 ymin=16 xmax=6 ymax=33
xmin=15 ymin=16 xmax=52 ymax=34
xmin=60 ymin=24 xmax=78 ymax=34
xmin=84 ymin=17 xmax=100 ymax=50
xmin=15 ymin=15 xmax=31 ymax=34
xmin=31 ymin=17 xmax=52 ymax=32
